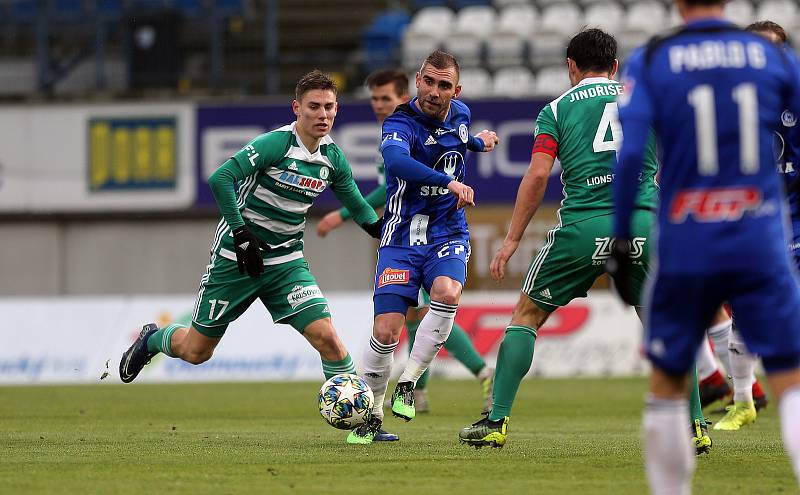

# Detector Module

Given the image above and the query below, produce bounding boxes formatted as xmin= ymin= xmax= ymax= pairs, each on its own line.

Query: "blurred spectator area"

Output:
xmin=0 ymin=0 xmax=794 ymax=98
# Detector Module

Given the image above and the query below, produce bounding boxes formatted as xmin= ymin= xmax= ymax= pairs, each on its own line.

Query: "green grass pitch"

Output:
xmin=1 ymin=378 xmax=795 ymax=494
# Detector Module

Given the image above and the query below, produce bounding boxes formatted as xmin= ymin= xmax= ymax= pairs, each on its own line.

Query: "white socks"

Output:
xmin=729 ymin=329 xmax=756 ymax=403
xmin=696 ymin=337 xmax=719 ymax=381
xmin=780 ymin=384 xmax=800 ymax=483
xmin=398 ymin=300 xmax=457 ymax=384
xmin=707 ymin=319 xmax=733 ymax=376
xmin=362 ymin=336 xmax=397 ymax=420
xmin=643 ymin=396 xmax=695 ymax=495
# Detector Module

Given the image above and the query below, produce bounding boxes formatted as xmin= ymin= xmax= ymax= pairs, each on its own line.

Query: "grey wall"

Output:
xmin=0 ymin=219 xmax=376 ymax=296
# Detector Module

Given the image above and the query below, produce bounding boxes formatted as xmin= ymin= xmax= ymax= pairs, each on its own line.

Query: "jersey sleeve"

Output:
xmin=534 ymin=104 xmax=559 ymax=143
xmin=379 ymin=114 xmax=414 ymax=153
xmin=329 ymin=146 xmax=379 ymax=227
xmin=782 ymin=48 xmax=800 ymax=117
xmin=615 ymin=48 xmax=655 ymax=239
xmin=208 ymin=131 xmax=290 ymax=229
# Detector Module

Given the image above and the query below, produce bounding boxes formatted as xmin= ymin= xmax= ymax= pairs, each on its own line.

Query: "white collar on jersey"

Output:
xmin=282 ymin=121 xmax=335 ymax=169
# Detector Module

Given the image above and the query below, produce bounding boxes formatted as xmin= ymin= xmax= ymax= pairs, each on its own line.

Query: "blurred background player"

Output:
xmin=317 ymin=68 xmax=494 ymax=415
xmin=348 ymin=50 xmax=499 ymax=444
xmin=458 ymin=29 xmax=710 ymax=454
xmin=613 ymin=0 xmax=800 ymax=491
xmin=120 ymin=71 xmax=382 ymax=387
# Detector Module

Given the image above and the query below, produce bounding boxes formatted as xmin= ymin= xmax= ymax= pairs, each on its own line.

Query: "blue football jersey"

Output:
xmin=379 ymin=97 xmax=472 ymax=247
xmin=615 ymin=19 xmax=800 ymax=273
xmin=777 ymin=108 xmax=800 ymax=252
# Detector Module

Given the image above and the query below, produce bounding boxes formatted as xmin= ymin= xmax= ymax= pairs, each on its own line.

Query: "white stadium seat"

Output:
xmin=529 ymin=32 xmax=569 ymax=68
xmin=486 ymin=4 xmax=537 ymax=69
xmin=624 ymin=0 xmax=667 ymax=34
xmin=496 ymin=4 xmax=538 ymax=37
xmin=756 ymin=0 xmax=797 ymax=28
xmin=405 ymin=6 xmax=455 ymax=40
xmin=458 ymin=67 xmax=493 ymax=99
xmin=725 ymin=0 xmax=754 ymax=28
xmin=534 ymin=65 xmax=570 ymax=97
xmin=492 ymin=0 xmax=530 ymax=7
xmin=444 ymin=6 xmax=498 ymax=67
xmin=492 ymin=67 xmax=537 ymax=98
xmin=402 ymin=33 xmax=442 ymax=69
xmin=538 ymin=3 xmax=582 ymax=36
xmin=583 ymin=2 xmax=625 ymax=33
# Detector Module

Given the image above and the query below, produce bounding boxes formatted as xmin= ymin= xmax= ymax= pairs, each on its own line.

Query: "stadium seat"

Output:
xmin=492 ymin=66 xmax=536 ymax=98
xmin=492 ymin=0 xmax=530 ymax=7
xmin=443 ymin=6 xmax=497 ymax=67
xmin=405 ymin=6 xmax=454 ymax=39
xmin=583 ymin=2 xmax=625 ymax=33
xmin=402 ymin=33 xmax=442 ymax=69
xmin=96 ymin=0 xmax=124 ymax=18
xmin=363 ymin=11 xmax=411 ymax=72
xmin=458 ymin=67 xmax=493 ymax=99
xmin=529 ymin=32 xmax=568 ymax=68
xmin=724 ymin=0 xmax=754 ymax=28
xmin=9 ymin=0 xmax=38 ymax=22
xmin=452 ymin=0 xmax=492 ymax=7
xmin=756 ymin=0 xmax=797 ymax=28
xmin=176 ymin=0 xmax=204 ymax=17
xmin=534 ymin=65 xmax=570 ymax=97
xmin=624 ymin=0 xmax=667 ymax=34
xmin=51 ymin=0 xmax=85 ymax=20
xmin=538 ymin=3 xmax=582 ymax=36
xmin=486 ymin=5 xmax=537 ymax=69
xmin=410 ymin=0 xmax=450 ymax=8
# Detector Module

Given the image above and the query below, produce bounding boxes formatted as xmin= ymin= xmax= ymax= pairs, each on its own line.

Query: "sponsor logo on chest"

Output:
xmin=287 ymin=284 xmax=324 ymax=308
xmin=274 ymin=170 xmax=327 ymax=193
xmin=377 ymin=268 xmax=410 ymax=287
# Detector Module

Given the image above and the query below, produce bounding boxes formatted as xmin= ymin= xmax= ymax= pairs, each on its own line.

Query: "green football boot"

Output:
xmin=459 ymin=416 xmax=508 ymax=449
xmin=391 ymin=381 xmax=415 ymax=421
xmin=692 ymin=419 xmax=713 ymax=455
xmin=713 ymin=401 xmax=756 ymax=431
xmin=346 ymin=416 xmax=383 ymax=445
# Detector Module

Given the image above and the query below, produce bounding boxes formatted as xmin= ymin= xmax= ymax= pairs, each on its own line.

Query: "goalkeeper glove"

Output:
xmin=232 ymin=225 xmax=270 ymax=278
xmin=605 ymin=238 xmax=636 ymax=306
xmin=360 ymin=217 xmax=384 ymax=239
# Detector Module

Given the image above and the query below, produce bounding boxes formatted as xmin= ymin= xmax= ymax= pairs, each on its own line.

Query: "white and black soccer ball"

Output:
xmin=318 ymin=373 xmax=374 ymax=430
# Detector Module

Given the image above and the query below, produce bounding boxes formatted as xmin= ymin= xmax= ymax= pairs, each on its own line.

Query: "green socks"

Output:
xmin=444 ymin=322 xmax=486 ymax=375
xmin=408 ymin=319 xmax=487 ymax=390
xmin=145 ymin=324 xmax=182 ymax=357
xmin=689 ymin=366 xmax=706 ymax=427
xmin=488 ymin=325 xmax=537 ymax=421
xmin=322 ymin=353 xmax=356 ymax=380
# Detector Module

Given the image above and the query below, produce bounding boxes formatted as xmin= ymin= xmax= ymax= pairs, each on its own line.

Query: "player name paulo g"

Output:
xmin=668 ymin=40 xmax=766 ymax=73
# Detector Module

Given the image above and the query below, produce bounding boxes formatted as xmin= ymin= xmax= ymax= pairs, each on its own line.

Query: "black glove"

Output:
xmin=606 ymin=237 xmax=636 ymax=306
xmin=360 ymin=216 xmax=384 ymax=239
xmin=232 ymin=226 xmax=270 ymax=278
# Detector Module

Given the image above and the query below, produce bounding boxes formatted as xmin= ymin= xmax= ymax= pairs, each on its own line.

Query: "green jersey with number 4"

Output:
xmin=535 ymin=77 xmax=659 ymax=226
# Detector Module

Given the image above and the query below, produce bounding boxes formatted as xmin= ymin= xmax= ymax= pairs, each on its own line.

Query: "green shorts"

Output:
xmin=522 ymin=210 xmax=653 ymax=312
xmin=191 ymin=256 xmax=330 ymax=338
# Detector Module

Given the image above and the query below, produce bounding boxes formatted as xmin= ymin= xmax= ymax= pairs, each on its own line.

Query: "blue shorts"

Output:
xmin=373 ymin=239 xmax=469 ymax=315
xmin=645 ymin=267 xmax=800 ymax=375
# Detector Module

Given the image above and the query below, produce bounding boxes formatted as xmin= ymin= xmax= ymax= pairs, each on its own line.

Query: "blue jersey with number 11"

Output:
xmin=616 ymin=19 xmax=800 ymax=274
xmin=379 ymin=98 xmax=472 ymax=248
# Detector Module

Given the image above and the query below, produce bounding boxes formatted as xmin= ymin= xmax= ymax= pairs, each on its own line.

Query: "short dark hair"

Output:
xmin=566 ymin=29 xmax=617 ymax=73
xmin=420 ymin=49 xmax=460 ymax=78
xmin=295 ymin=70 xmax=337 ymax=101
xmin=746 ymin=20 xmax=787 ymax=43
xmin=365 ymin=69 xmax=409 ymax=97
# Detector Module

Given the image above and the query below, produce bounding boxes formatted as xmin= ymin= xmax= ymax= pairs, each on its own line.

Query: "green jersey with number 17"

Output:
xmin=534 ymin=77 xmax=659 ymax=227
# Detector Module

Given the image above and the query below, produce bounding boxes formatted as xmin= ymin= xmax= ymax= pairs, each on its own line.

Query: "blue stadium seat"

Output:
xmin=9 ymin=0 xmax=38 ymax=22
xmin=362 ymin=11 xmax=410 ymax=72
xmin=51 ymin=0 xmax=85 ymax=20
xmin=214 ymin=0 xmax=243 ymax=14
xmin=176 ymin=0 xmax=203 ymax=17
xmin=96 ymin=0 xmax=124 ymax=18
xmin=451 ymin=0 xmax=490 ymax=8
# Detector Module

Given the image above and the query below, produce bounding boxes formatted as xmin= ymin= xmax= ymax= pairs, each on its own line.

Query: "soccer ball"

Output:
xmin=318 ymin=373 xmax=374 ymax=430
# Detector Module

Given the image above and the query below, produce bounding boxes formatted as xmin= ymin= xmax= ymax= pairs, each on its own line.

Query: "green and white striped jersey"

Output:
xmin=535 ymin=77 xmax=659 ymax=227
xmin=211 ymin=122 xmax=377 ymax=266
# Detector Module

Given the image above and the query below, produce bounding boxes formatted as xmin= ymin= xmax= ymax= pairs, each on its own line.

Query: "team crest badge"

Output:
xmin=458 ymin=123 xmax=468 ymax=143
xmin=782 ymin=110 xmax=797 ymax=128
xmin=319 ymin=167 xmax=329 ymax=179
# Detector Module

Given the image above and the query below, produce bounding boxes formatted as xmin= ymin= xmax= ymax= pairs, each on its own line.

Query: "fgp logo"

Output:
xmin=378 ymin=268 xmax=410 ymax=287
xmin=276 ymin=171 xmax=327 ymax=193
xmin=592 ymin=237 xmax=646 ymax=265
xmin=669 ymin=187 xmax=762 ymax=223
